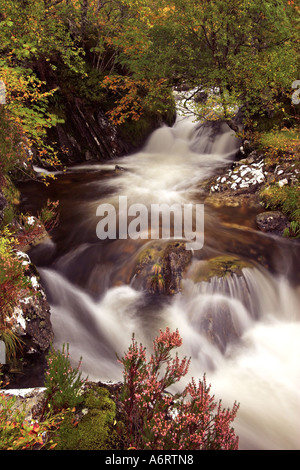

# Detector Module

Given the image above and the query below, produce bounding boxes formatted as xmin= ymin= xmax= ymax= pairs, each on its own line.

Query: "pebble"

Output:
xmin=209 ymin=157 xmax=298 ymax=195
xmin=278 ymin=178 xmax=288 ymax=187
xmin=210 ymin=161 xmax=265 ymax=193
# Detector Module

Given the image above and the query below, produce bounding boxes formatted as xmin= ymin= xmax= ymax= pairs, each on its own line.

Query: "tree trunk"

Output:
xmin=81 ymin=0 xmax=89 ymax=45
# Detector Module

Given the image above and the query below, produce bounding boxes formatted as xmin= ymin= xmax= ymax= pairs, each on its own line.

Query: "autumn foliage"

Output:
xmin=0 ymin=392 xmax=64 ymax=450
xmin=102 ymin=75 xmax=172 ymax=125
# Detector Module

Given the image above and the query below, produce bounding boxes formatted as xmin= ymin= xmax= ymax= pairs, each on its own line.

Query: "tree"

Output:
xmin=143 ymin=0 xmax=299 ymax=126
xmin=98 ymin=0 xmax=299 ymax=128
xmin=0 ymin=0 xmax=86 ymax=174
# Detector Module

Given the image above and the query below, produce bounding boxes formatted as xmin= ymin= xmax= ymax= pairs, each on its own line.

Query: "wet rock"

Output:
xmin=114 ymin=165 xmax=129 ymax=173
xmin=162 ymin=243 xmax=193 ymax=294
xmin=18 ymin=288 xmax=53 ymax=354
xmin=0 ymin=388 xmax=46 ymax=421
xmin=273 ymin=162 xmax=299 ymax=187
xmin=239 ymin=150 xmax=263 ymax=165
xmin=199 ymin=303 xmax=240 ymax=354
xmin=15 ymin=215 xmax=51 ymax=252
xmin=188 ymin=255 xmax=251 ymax=283
xmin=132 ymin=241 xmax=192 ymax=295
xmin=8 ymin=254 xmax=54 ymax=385
xmin=256 ymin=211 xmax=290 ymax=234
xmin=46 ymin=101 xmax=129 ymax=164
xmin=186 ymin=256 xmax=256 ymax=352
xmin=0 ymin=199 xmax=54 ymax=386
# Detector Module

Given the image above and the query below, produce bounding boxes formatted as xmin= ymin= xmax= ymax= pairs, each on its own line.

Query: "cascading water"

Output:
xmin=18 ymin=115 xmax=300 ymax=450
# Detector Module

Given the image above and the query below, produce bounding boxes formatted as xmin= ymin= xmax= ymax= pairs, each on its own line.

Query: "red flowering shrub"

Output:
xmin=118 ymin=327 xmax=239 ymax=450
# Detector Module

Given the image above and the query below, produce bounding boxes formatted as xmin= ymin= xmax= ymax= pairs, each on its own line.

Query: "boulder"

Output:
xmin=131 ymin=241 xmax=192 ymax=295
xmin=186 ymin=255 xmax=255 ymax=352
xmin=199 ymin=303 xmax=240 ymax=354
xmin=11 ymin=256 xmax=53 ymax=354
xmin=188 ymin=255 xmax=251 ymax=283
xmin=45 ymin=100 xmax=129 ymax=165
xmin=255 ymin=211 xmax=290 ymax=234
xmin=3 ymin=254 xmax=54 ymax=388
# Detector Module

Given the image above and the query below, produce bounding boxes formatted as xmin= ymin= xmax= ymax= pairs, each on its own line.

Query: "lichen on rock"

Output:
xmin=11 ymin=256 xmax=53 ymax=355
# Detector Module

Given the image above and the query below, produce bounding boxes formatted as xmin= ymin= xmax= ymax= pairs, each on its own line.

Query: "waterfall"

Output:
xmin=20 ymin=115 xmax=300 ymax=450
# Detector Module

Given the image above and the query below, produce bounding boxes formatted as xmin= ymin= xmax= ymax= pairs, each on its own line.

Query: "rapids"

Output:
xmin=18 ymin=116 xmax=300 ymax=450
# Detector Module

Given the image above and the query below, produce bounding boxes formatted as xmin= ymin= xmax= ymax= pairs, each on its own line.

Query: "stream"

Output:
xmin=18 ymin=116 xmax=300 ymax=450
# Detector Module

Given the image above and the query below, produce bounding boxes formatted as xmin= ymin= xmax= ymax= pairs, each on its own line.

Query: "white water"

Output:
xmin=31 ymin=116 xmax=300 ymax=450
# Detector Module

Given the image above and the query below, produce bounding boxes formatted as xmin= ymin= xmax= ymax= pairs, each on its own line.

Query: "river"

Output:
xmin=18 ymin=116 xmax=300 ymax=450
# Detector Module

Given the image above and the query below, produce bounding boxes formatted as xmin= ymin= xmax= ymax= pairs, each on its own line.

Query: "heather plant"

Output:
xmin=44 ymin=343 xmax=87 ymax=414
xmin=118 ymin=327 xmax=239 ymax=450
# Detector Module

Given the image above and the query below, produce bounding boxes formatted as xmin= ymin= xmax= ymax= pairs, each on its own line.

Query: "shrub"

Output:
xmin=38 ymin=199 xmax=59 ymax=232
xmin=44 ymin=343 xmax=87 ymax=413
xmin=118 ymin=327 xmax=239 ymax=450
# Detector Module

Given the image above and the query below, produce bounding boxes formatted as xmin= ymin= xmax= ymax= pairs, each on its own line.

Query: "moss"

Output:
xmin=136 ymin=242 xmax=166 ymax=266
xmin=191 ymin=255 xmax=251 ymax=283
xmin=53 ymin=386 xmax=125 ymax=450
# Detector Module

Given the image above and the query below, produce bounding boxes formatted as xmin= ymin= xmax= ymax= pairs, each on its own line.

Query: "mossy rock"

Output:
xmin=54 ymin=385 xmax=125 ymax=450
xmin=135 ymin=241 xmax=167 ymax=267
xmin=190 ymin=255 xmax=251 ymax=283
xmin=132 ymin=241 xmax=192 ymax=295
